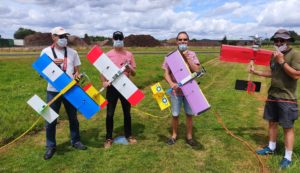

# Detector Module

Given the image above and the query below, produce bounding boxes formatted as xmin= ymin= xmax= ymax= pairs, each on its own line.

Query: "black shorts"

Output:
xmin=264 ymin=96 xmax=298 ymax=128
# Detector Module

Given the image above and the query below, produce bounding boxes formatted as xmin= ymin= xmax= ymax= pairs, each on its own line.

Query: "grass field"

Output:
xmin=1 ymin=46 xmax=300 ymax=172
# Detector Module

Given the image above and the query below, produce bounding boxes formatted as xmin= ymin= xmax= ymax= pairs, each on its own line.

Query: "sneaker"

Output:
xmin=72 ymin=141 xmax=87 ymax=150
xmin=44 ymin=147 xmax=56 ymax=160
xmin=256 ymin=146 xmax=274 ymax=155
xmin=186 ymin=138 xmax=197 ymax=147
xmin=166 ymin=137 xmax=176 ymax=145
xmin=104 ymin=139 xmax=113 ymax=149
xmin=127 ymin=136 xmax=137 ymax=144
xmin=279 ymin=158 xmax=292 ymax=169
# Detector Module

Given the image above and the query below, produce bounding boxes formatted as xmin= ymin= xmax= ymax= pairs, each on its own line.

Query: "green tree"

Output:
xmin=83 ymin=33 xmax=91 ymax=45
xmin=221 ymin=35 xmax=228 ymax=44
xmin=190 ymin=38 xmax=197 ymax=42
xmin=14 ymin=27 xmax=36 ymax=39
xmin=289 ymin=30 xmax=300 ymax=41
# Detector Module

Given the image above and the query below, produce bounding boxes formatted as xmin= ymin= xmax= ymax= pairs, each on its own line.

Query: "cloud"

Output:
xmin=1 ymin=0 xmax=300 ymax=40
xmin=207 ymin=2 xmax=241 ymax=17
xmin=257 ymin=0 xmax=300 ymax=27
xmin=16 ymin=0 xmax=55 ymax=5
xmin=0 ymin=6 xmax=11 ymax=15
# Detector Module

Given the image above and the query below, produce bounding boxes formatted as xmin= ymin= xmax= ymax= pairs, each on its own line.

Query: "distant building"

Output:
xmin=13 ymin=39 xmax=24 ymax=46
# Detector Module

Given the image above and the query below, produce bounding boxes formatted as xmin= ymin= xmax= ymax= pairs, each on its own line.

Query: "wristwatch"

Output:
xmin=280 ymin=62 xmax=286 ymax=68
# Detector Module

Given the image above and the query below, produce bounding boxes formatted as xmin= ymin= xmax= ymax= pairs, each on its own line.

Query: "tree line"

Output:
xmin=10 ymin=27 xmax=300 ymax=45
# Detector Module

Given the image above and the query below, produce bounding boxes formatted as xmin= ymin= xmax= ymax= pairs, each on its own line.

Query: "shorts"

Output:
xmin=263 ymin=96 xmax=298 ymax=128
xmin=170 ymin=94 xmax=194 ymax=117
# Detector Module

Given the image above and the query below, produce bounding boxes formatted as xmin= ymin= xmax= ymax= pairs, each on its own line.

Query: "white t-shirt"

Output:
xmin=40 ymin=46 xmax=81 ymax=92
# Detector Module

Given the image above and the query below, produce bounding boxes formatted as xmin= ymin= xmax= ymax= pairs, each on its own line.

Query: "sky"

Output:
xmin=1 ymin=0 xmax=300 ymax=40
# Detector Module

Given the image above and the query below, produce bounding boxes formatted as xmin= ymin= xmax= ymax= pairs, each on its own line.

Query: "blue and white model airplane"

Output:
xmin=27 ymin=53 xmax=101 ymax=123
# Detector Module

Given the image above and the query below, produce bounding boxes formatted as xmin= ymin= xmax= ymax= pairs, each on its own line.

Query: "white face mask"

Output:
xmin=277 ymin=43 xmax=288 ymax=52
xmin=57 ymin=38 xmax=68 ymax=47
xmin=113 ymin=40 xmax=124 ymax=48
xmin=178 ymin=44 xmax=188 ymax=52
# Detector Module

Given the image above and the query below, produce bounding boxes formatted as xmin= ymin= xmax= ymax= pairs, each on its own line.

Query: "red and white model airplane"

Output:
xmin=86 ymin=45 xmax=144 ymax=106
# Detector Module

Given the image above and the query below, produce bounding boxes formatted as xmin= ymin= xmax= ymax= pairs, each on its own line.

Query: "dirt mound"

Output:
xmin=124 ymin=34 xmax=161 ymax=47
xmin=24 ymin=32 xmax=52 ymax=46
xmin=24 ymin=33 xmax=87 ymax=47
xmin=68 ymin=36 xmax=88 ymax=46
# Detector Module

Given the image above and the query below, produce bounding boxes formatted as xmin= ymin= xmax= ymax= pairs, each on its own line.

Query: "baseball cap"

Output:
xmin=271 ymin=29 xmax=294 ymax=42
xmin=51 ymin=26 xmax=69 ymax=36
xmin=113 ymin=31 xmax=124 ymax=40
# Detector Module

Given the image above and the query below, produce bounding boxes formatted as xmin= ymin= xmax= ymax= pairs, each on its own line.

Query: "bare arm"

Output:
xmin=73 ymin=66 xmax=80 ymax=79
xmin=251 ymin=69 xmax=272 ymax=78
xmin=164 ymin=68 xmax=178 ymax=89
xmin=281 ymin=63 xmax=300 ymax=80
xmin=126 ymin=65 xmax=136 ymax=76
xmin=249 ymin=64 xmax=272 ymax=78
xmin=100 ymin=74 xmax=110 ymax=88
xmin=182 ymin=51 xmax=200 ymax=72
xmin=274 ymin=51 xmax=300 ymax=80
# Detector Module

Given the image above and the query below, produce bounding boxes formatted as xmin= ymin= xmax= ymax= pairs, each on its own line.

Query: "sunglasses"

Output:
xmin=56 ymin=34 xmax=68 ymax=39
xmin=113 ymin=34 xmax=124 ymax=40
xmin=274 ymin=38 xmax=285 ymax=43
xmin=178 ymin=38 xmax=188 ymax=41
xmin=113 ymin=36 xmax=124 ymax=40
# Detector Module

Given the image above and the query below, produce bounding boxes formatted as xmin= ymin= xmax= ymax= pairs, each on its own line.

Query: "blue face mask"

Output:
xmin=178 ymin=44 xmax=187 ymax=52
xmin=57 ymin=38 xmax=68 ymax=47
xmin=113 ymin=40 xmax=124 ymax=48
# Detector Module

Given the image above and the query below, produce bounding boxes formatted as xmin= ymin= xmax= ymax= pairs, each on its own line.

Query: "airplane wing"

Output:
xmin=86 ymin=45 xmax=144 ymax=106
xmin=220 ymin=44 xmax=272 ymax=66
xmin=150 ymin=82 xmax=170 ymax=111
xmin=166 ymin=50 xmax=210 ymax=115
xmin=27 ymin=94 xmax=59 ymax=123
xmin=32 ymin=53 xmax=100 ymax=119
xmin=83 ymin=83 xmax=108 ymax=109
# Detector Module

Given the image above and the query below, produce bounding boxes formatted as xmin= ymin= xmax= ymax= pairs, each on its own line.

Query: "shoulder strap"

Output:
xmin=51 ymin=44 xmax=58 ymax=59
xmin=62 ymin=47 xmax=67 ymax=72
xmin=50 ymin=44 xmax=68 ymax=72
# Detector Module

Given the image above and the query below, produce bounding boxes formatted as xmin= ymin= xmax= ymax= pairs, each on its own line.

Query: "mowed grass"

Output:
xmin=1 ymin=46 xmax=300 ymax=172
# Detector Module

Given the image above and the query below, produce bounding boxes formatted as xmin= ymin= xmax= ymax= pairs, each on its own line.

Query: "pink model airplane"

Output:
xmin=166 ymin=50 xmax=210 ymax=115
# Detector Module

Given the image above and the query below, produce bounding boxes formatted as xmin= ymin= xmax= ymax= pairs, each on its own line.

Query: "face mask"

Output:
xmin=277 ymin=43 xmax=288 ymax=52
xmin=113 ymin=40 xmax=124 ymax=48
xmin=178 ymin=44 xmax=188 ymax=52
xmin=57 ymin=38 xmax=68 ymax=47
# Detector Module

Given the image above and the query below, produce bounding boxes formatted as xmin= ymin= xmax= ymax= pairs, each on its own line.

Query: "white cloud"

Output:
xmin=257 ymin=0 xmax=300 ymax=27
xmin=1 ymin=0 xmax=300 ymax=40
xmin=0 ymin=6 xmax=11 ymax=15
xmin=207 ymin=2 xmax=241 ymax=17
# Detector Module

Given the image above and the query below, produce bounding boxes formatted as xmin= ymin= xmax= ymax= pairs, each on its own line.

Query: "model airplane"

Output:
xmin=27 ymin=53 xmax=105 ymax=123
xmin=165 ymin=50 xmax=210 ymax=115
xmin=79 ymin=73 xmax=108 ymax=109
xmin=249 ymin=34 xmax=262 ymax=46
xmin=166 ymin=67 xmax=206 ymax=94
xmin=86 ymin=45 xmax=144 ymax=106
xmin=220 ymin=44 xmax=272 ymax=66
xmin=151 ymin=68 xmax=206 ymax=111
xmin=220 ymin=42 xmax=273 ymax=92
xmin=151 ymin=82 xmax=171 ymax=111
xmin=98 ymin=61 xmax=130 ymax=93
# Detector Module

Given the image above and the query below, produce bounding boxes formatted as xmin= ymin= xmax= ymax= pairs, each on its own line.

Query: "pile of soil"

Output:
xmin=124 ymin=34 xmax=161 ymax=47
xmin=24 ymin=33 xmax=87 ymax=47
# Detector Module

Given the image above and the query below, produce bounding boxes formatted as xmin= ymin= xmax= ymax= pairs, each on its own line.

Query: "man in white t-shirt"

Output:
xmin=41 ymin=27 xmax=87 ymax=160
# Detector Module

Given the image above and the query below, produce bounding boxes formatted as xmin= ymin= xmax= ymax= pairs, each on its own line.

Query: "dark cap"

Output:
xmin=113 ymin=31 xmax=124 ymax=40
xmin=271 ymin=29 xmax=295 ymax=42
